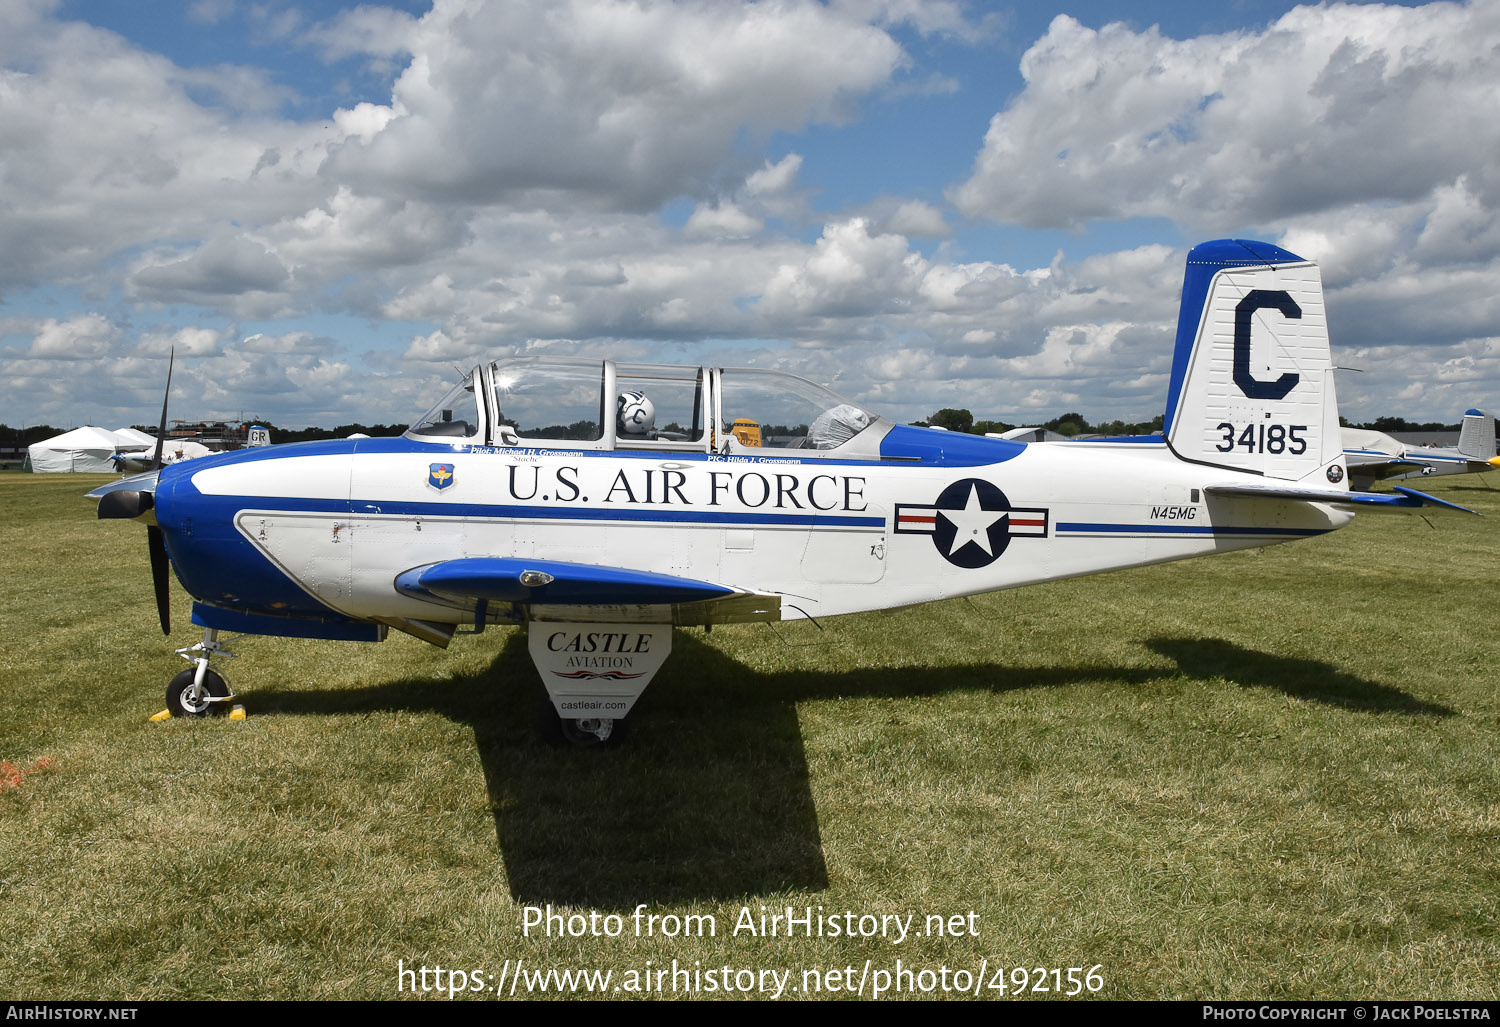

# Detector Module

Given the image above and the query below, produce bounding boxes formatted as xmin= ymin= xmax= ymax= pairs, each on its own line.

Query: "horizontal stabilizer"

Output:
xmin=397 ymin=557 xmax=759 ymax=607
xmin=1204 ymin=482 xmax=1477 ymax=515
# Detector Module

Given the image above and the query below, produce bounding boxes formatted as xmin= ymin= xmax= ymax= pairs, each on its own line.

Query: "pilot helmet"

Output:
xmin=617 ymin=390 xmax=655 ymax=435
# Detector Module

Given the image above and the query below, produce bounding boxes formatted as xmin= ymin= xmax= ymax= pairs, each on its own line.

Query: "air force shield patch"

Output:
xmin=427 ymin=463 xmax=456 ymax=492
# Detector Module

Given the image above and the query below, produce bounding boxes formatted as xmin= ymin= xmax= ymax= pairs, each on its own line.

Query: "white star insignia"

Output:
xmin=939 ymin=484 xmax=1005 ymax=557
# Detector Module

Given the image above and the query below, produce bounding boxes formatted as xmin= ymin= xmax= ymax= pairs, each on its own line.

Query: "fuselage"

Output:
xmin=153 ymin=425 xmax=1350 ymax=632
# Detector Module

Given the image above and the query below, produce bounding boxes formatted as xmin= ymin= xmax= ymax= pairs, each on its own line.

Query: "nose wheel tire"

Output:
xmin=167 ymin=668 xmax=231 ymax=717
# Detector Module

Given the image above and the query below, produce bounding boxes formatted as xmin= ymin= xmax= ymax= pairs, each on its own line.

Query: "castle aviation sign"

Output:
xmin=527 ymin=623 xmax=673 ymax=720
xmin=894 ymin=479 xmax=1049 ymax=568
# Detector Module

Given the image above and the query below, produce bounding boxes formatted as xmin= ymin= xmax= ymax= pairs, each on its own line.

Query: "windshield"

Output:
xmin=407 ymin=377 xmax=480 ymax=439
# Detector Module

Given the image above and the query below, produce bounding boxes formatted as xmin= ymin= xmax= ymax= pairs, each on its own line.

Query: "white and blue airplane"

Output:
xmin=1343 ymin=410 xmax=1500 ymax=490
xmin=90 ymin=239 xmax=1474 ymax=744
xmin=110 ymin=425 xmax=272 ymax=475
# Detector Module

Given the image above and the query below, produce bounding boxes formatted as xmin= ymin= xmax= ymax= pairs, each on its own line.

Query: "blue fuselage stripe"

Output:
xmin=1056 ymin=522 xmax=1326 ymax=537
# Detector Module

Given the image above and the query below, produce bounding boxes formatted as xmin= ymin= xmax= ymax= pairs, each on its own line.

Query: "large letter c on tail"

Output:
xmin=1234 ymin=290 xmax=1301 ymax=400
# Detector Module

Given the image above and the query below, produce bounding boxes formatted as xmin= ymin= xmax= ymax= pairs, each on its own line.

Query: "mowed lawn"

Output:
xmin=1 ymin=470 xmax=1497 ymax=1000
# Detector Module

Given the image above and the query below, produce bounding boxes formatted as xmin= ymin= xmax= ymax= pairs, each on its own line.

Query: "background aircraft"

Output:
xmin=90 ymin=239 xmax=1471 ymax=744
xmin=110 ymin=424 xmax=272 ymax=474
xmin=1342 ymin=409 xmax=1499 ymax=490
xmin=111 ymin=439 xmax=213 ymax=474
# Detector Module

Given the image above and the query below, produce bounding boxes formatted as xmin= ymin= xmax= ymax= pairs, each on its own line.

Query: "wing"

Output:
xmin=1204 ymin=482 xmax=1478 ymax=514
xmin=395 ymin=557 xmax=782 ymax=626
xmin=1342 ymin=451 xmax=1431 ymax=483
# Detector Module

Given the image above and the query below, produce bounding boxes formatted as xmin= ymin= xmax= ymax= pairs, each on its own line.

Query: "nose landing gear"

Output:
xmin=165 ymin=628 xmax=238 ymax=718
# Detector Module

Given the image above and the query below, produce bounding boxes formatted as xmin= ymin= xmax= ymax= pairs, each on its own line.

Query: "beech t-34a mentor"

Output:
xmin=90 ymin=239 xmax=1474 ymax=744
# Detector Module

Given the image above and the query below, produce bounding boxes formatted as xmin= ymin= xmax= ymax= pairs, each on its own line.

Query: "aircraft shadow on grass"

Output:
xmin=252 ymin=630 xmax=1450 ymax=907
xmin=1145 ymin=637 xmax=1456 ymax=716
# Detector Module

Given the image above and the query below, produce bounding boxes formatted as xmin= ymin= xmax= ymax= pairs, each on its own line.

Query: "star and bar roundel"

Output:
xmin=895 ymin=478 xmax=1049 ymax=569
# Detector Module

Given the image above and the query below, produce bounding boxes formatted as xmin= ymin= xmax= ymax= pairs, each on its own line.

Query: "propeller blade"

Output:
xmin=87 ymin=470 xmax=162 ymax=501
xmin=147 ymin=525 xmax=171 ymax=636
xmin=151 ymin=347 xmax=174 ymax=471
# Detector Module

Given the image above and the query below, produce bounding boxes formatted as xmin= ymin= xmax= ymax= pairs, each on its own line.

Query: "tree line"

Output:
xmin=920 ymin=410 xmax=1465 ymax=438
xmin=921 ymin=409 xmax=1168 ymax=437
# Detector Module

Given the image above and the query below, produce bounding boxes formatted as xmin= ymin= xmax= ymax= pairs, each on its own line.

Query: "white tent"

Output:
xmin=27 ymin=426 xmax=124 ymax=473
xmin=113 ymin=427 xmax=157 ymax=450
xmin=160 ymin=439 xmax=212 ymax=463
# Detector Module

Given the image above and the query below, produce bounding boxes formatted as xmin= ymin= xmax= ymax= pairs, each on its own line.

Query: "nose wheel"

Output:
xmin=165 ymin=628 xmax=238 ymax=717
xmin=166 ymin=667 xmax=231 ymax=717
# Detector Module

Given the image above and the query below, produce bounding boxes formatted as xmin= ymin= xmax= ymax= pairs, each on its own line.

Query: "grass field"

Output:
xmin=1 ymin=469 xmax=1497 ymax=1000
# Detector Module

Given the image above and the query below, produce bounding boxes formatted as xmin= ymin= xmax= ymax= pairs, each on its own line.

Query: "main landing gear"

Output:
xmin=165 ymin=628 xmax=238 ymax=718
xmin=557 ymin=716 xmax=625 ymax=747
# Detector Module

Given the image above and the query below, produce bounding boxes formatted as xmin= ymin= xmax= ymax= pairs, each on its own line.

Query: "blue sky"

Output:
xmin=3 ymin=0 xmax=1496 ymax=429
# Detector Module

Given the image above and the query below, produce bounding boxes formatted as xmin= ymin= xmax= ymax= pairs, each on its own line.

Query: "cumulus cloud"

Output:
xmin=762 ymin=219 xmax=928 ymax=319
xmin=403 ymin=328 xmax=474 ymax=363
xmin=0 ymin=8 xmax=338 ymax=297
xmin=129 ymin=233 xmax=292 ymax=307
xmin=28 ymin=314 xmax=120 ymax=359
xmin=138 ymin=326 xmax=225 ymax=357
xmin=324 ymin=0 xmax=905 ymax=209
xmin=684 ymin=202 xmax=763 ymax=239
xmin=239 ymin=331 xmax=341 ymax=356
xmin=306 ymin=4 xmax=420 ymax=61
xmin=268 ymin=187 xmax=472 ymax=274
xmin=187 ymin=0 xmax=234 ymax=25
xmin=831 ymin=0 xmax=1002 ymax=42
xmin=951 ymin=4 xmax=1500 ymax=234
xmin=871 ymin=198 xmax=950 ymax=238
xmin=746 ymin=154 xmax=805 ymax=198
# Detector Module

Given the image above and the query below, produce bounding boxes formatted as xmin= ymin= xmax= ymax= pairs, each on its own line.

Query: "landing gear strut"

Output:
xmin=166 ymin=628 xmax=238 ymax=717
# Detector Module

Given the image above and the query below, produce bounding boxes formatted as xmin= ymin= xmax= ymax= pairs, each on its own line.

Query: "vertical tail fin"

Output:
xmin=1163 ymin=239 xmax=1344 ymax=484
xmin=1456 ymin=409 xmax=1495 ymax=460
